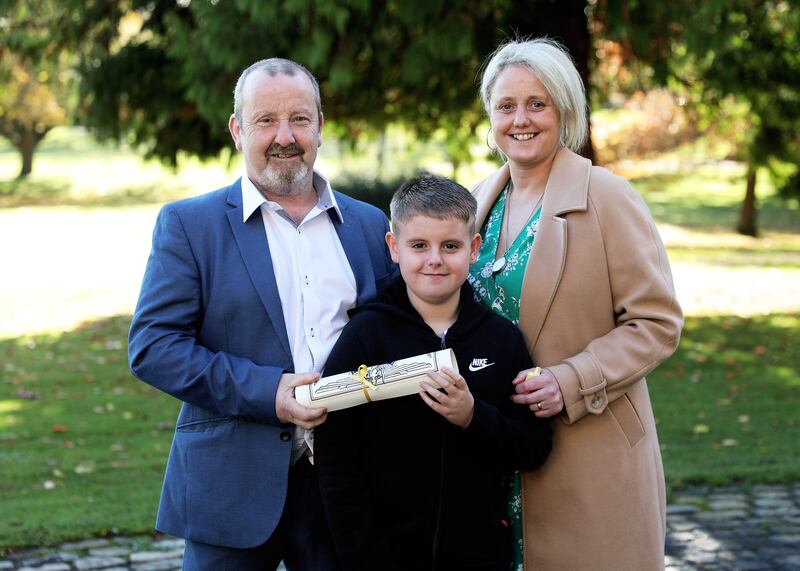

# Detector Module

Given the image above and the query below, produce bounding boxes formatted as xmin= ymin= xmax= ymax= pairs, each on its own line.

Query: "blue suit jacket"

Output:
xmin=128 ymin=178 xmax=397 ymax=548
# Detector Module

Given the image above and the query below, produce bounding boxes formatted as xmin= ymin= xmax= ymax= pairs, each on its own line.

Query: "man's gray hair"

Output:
xmin=233 ymin=58 xmax=322 ymax=123
xmin=390 ymin=174 xmax=477 ymax=235
xmin=480 ymin=38 xmax=588 ymax=152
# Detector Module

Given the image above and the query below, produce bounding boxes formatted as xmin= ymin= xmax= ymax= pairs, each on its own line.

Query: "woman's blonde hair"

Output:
xmin=480 ymin=38 xmax=588 ymax=152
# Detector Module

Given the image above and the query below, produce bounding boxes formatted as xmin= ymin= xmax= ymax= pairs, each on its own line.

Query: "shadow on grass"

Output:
xmin=0 ymin=178 xmax=185 ymax=208
xmin=0 ymin=178 xmax=71 ymax=206
xmin=0 ymin=315 xmax=178 ymax=550
xmin=667 ymin=246 xmax=800 ymax=269
xmin=633 ymin=171 xmax=800 ymax=234
xmin=650 ymin=313 xmax=800 ymax=493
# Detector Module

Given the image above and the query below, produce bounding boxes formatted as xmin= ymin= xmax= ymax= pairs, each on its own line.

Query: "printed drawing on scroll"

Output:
xmin=310 ymin=352 xmax=440 ymax=402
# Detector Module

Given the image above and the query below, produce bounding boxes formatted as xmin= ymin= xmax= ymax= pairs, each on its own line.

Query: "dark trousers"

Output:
xmin=183 ymin=457 xmax=340 ymax=571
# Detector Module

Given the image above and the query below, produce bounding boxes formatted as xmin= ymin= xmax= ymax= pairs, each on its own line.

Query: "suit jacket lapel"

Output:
xmin=225 ymin=180 xmax=292 ymax=359
xmin=331 ymin=197 xmax=377 ymax=306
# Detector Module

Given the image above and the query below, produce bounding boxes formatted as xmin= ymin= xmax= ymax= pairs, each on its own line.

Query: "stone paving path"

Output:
xmin=2 ymin=482 xmax=798 ymax=570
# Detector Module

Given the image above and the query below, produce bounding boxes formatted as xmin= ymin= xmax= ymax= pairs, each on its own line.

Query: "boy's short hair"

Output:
xmin=390 ymin=174 xmax=477 ymax=234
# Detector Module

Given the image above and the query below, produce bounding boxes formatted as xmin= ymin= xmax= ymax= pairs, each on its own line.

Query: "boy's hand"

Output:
xmin=419 ymin=366 xmax=474 ymax=429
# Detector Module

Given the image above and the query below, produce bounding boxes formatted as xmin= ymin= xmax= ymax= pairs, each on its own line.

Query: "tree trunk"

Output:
xmin=16 ymin=132 xmax=38 ymax=178
xmin=509 ymin=0 xmax=596 ymax=162
xmin=736 ymin=165 xmax=758 ymax=237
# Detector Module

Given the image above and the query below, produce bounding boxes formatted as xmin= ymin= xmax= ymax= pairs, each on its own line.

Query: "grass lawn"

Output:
xmin=1 ymin=127 xmax=799 ymax=551
xmin=650 ymin=313 xmax=800 ymax=489
xmin=0 ymin=316 xmax=179 ymax=551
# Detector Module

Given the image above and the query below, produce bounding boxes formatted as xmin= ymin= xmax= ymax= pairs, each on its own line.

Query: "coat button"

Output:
xmin=592 ymin=395 xmax=603 ymax=409
xmin=280 ymin=431 xmax=291 ymax=442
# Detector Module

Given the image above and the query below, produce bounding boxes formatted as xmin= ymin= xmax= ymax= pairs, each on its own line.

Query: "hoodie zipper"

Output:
xmin=431 ymin=331 xmax=448 ymax=569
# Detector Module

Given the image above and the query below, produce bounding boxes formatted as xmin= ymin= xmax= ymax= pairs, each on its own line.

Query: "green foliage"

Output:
xmin=48 ymin=1 xmax=597 ymax=165
xmin=0 ymin=0 xmax=76 ymax=176
xmin=778 ymin=169 xmax=800 ymax=204
xmin=599 ymin=0 xmax=800 ymax=235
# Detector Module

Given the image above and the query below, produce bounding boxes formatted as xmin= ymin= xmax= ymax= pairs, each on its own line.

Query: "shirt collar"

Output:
xmin=241 ymin=170 xmax=344 ymax=223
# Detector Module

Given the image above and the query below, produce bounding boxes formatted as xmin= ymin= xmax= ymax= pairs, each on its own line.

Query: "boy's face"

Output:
xmin=386 ymin=214 xmax=481 ymax=307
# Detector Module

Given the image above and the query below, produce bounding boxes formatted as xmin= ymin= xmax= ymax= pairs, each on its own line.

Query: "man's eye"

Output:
xmin=499 ymin=103 xmax=513 ymax=112
xmin=443 ymin=243 xmax=459 ymax=250
xmin=293 ymin=116 xmax=311 ymax=124
xmin=410 ymin=243 xmax=426 ymax=249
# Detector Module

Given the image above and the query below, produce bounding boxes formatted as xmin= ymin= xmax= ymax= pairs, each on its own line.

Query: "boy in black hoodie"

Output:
xmin=315 ymin=174 xmax=552 ymax=571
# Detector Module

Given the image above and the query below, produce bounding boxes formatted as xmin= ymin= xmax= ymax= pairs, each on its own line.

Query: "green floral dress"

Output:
xmin=467 ymin=183 xmax=542 ymax=571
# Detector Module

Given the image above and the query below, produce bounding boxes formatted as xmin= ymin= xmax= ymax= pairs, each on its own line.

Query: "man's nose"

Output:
xmin=275 ymin=120 xmax=295 ymax=147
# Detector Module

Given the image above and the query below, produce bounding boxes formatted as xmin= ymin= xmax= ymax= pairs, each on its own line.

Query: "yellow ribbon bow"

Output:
xmin=352 ymin=364 xmax=378 ymax=402
xmin=526 ymin=367 xmax=542 ymax=380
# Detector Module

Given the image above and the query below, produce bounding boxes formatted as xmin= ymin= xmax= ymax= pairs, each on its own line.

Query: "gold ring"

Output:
xmin=536 ymin=402 xmax=543 ymax=411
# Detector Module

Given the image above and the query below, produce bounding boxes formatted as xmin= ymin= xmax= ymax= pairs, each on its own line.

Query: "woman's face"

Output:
xmin=489 ymin=65 xmax=561 ymax=169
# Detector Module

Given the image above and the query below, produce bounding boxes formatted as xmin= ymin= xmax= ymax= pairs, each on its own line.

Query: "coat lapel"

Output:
xmin=331 ymin=197 xmax=377 ymax=306
xmin=473 ymin=149 xmax=592 ymax=356
xmin=225 ymin=180 xmax=292 ymax=359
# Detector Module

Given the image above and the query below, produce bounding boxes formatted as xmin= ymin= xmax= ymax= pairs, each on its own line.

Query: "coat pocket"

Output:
xmin=176 ymin=416 xmax=235 ymax=432
xmin=608 ymin=394 xmax=645 ymax=447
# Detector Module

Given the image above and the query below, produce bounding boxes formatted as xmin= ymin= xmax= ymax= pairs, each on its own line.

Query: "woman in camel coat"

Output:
xmin=467 ymin=38 xmax=683 ymax=570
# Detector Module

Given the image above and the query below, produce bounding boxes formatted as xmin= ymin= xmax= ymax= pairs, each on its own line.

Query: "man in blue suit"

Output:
xmin=128 ymin=58 xmax=397 ymax=570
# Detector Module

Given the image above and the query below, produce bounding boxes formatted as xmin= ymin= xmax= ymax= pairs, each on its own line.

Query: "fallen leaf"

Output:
xmin=721 ymin=438 xmax=738 ymax=447
xmin=74 ymin=462 xmax=95 ymax=475
xmin=43 ymin=480 xmax=56 ymax=490
xmin=753 ymin=345 xmax=767 ymax=355
xmin=52 ymin=424 xmax=68 ymax=433
xmin=693 ymin=424 xmax=710 ymax=434
xmin=738 ymin=415 xmax=750 ymax=424
xmin=15 ymin=389 xmax=39 ymax=400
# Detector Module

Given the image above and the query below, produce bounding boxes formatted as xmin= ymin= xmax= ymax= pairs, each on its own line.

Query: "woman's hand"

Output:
xmin=419 ymin=367 xmax=475 ymax=429
xmin=511 ymin=367 xmax=564 ymax=418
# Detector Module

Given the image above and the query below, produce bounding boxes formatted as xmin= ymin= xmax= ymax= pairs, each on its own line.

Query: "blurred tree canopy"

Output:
xmin=599 ymin=0 xmax=800 ymax=236
xmin=0 ymin=0 xmax=72 ymax=177
xmin=4 ymin=0 xmax=798 ymax=237
xmin=45 ymin=0 xmax=595 ymax=169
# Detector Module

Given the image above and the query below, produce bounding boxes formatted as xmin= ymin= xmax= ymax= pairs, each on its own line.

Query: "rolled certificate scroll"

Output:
xmin=295 ymin=349 xmax=458 ymax=412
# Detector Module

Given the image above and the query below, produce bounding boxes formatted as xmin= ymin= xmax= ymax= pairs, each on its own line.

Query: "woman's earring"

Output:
xmin=486 ymin=128 xmax=497 ymax=152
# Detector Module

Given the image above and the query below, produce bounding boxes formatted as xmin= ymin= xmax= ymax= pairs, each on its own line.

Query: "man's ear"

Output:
xmin=470 ymin=233 xmax=482 ymax=264
xmin=317 ymin=111 xmax=324 ymax=147
xmin=385 ymin=231 xmax=400 ymax=264
xmin=228 ymin=114 xmax=243 ymax=151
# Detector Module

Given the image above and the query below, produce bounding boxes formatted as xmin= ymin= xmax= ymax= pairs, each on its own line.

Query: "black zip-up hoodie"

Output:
xmin=315 ymin=276 xmax=553 ymax=571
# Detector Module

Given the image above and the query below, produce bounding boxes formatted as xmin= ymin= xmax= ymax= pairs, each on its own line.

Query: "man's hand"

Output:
xmin=419 ymin=367 xmax=475 ymax=429
xmin=276 ymin=372 xmax=328 ymax=429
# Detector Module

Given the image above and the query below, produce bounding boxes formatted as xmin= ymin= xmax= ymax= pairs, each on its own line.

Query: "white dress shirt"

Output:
xmin=241 ymin=171 xmax=357 ymax=462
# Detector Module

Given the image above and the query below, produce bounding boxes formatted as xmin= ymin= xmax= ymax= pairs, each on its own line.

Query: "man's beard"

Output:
xmin=256 ymin=143 xmax=311 ymax=197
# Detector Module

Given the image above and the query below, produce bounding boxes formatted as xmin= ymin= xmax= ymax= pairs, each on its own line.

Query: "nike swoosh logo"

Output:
xmin=468 ymin=362 xmax=495 ymax=372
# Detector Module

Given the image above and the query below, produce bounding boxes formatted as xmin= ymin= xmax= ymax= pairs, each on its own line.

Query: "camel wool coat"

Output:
xmin=472 ymin=148 xmax=683 ymax=571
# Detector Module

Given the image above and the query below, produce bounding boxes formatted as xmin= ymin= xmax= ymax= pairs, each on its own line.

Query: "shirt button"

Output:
xmin=280 ymin=431 xmax=291 ymax=442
